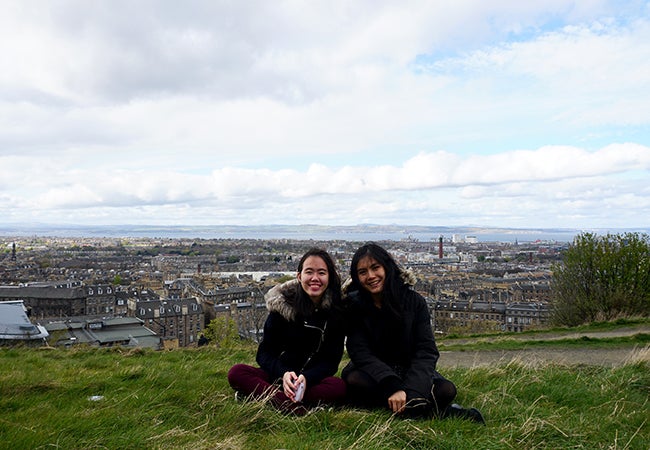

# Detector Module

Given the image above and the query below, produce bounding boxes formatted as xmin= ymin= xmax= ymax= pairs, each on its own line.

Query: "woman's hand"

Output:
xmin=282 ymin=371 xmax=306 ymax=402
xmin=387 ymin=390 xmax=407 ymax=413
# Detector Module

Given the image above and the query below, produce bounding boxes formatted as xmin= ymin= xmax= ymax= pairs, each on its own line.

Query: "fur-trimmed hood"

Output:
xmin=265 ymin=278 xmax=333 ymax=322
xmin=400 ymin=267 xmax=418 ymax=286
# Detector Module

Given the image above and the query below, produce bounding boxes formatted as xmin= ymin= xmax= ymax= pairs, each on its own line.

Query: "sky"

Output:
xmin=1 ymin=0 xmax=649 ymax=231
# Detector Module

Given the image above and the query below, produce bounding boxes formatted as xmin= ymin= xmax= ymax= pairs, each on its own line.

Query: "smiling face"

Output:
xmin=297 ymin=255 xmax=330 ymax=304
xmin=355 ymin=255 xmax=386 ymax=305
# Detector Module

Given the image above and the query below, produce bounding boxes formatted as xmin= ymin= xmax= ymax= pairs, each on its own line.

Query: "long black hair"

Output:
xmin=293 ymin=247 xmax=342 ymax=318
xmin=349 ymin=242 xmax=408 ymax=319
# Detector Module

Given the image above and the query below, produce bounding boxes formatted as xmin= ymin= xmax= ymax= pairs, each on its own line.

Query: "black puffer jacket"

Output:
xmin=256 ymin=279 xmax=345 ymax=387
xmin=344 ymin=287 xmax=440 ymax=400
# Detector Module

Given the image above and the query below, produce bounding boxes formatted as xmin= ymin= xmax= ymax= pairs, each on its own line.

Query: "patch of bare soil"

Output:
xmin=437 ymin=325 xmax=650 ymax=368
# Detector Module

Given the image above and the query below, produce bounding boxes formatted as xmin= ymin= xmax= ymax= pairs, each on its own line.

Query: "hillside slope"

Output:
xmin=437 ymin=322 xmax=650 ymax=368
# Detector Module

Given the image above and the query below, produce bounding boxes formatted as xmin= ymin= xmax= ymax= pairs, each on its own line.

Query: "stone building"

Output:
xmin=512 ymin=282 xmax=552 ymax=303
xmin=214 ymin=301 xmax=267 ymax=342
xmin=0 ymin=282 xmax=130 ymax=319
xmin=431 ymin=298 xmax=549 ymax=333
xmin=43 ymin=316 xmax=159 ymax=349
xmin=131 ymin=298 xmax=204 ymax=348
xmin=504 ymin=302 xmax=550 ymax=332
xmin=0 ymin=282 xmax=87 ymax=319
xmin=85 ymin=283 xmax=128 ymax=316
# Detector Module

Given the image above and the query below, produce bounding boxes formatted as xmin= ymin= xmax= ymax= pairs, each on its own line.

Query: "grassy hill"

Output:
xmin=1 ymin=323 xmax=648 ymax=449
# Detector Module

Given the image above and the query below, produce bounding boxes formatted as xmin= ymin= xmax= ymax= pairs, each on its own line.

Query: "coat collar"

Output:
xmin=265 ymin=278 xmax=333 ymax=322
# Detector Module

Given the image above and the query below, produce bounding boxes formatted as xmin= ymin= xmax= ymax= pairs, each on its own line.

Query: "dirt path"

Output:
xmin=439 ymin=347 xmax=649 ymax=369
xmin=437 ymin=325 xmax=650 ymax=369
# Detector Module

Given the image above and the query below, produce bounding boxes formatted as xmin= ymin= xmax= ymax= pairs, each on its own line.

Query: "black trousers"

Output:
xmin=342 ymin=362 xmax=457 ymax=417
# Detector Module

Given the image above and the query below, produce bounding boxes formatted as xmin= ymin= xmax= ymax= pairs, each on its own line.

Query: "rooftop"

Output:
xmin=0 ymin=300 xmax=49 ymax=341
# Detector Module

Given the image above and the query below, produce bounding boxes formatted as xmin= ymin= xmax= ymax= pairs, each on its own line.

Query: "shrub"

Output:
xmin=203 ymin=316 xmax=239 ymax=348
xmin=551 ymin=232 xmax=650 ymax=326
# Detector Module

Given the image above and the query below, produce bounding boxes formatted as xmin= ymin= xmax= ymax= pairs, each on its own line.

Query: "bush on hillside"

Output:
xmin=203 ymin=316 xmax=239 ymax=348
xmin=551 ymin=232 xmax=650 ymax=326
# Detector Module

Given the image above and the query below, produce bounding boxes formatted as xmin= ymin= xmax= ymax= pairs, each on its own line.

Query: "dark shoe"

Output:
xmin=466 ymin=407 xmax=485 ymax=425
xmin=443 ymin=403 xmax=486 ymax=425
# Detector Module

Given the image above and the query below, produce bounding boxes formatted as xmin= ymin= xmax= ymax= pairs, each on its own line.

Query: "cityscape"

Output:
xmin=1 ymin=230 xmax=568 ymax=349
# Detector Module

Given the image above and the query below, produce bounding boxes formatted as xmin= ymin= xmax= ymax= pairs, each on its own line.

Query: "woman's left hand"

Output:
xmin=388 ymin=390 xmax=407 ymax=413
xmin=282 ymin=371 xmax=306 ymax=402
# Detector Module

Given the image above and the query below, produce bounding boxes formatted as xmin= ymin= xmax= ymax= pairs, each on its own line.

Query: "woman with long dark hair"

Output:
xmin=228 ymin=248 xmax=346 ymax=415
xmin=342 ymin=242 xmax=484 ymax=423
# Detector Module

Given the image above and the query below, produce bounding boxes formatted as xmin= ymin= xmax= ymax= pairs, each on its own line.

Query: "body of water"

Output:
xmin=0 ymin=224 xmax=605 ymax=243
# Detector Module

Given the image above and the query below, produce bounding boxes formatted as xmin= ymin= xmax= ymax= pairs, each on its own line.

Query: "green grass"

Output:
xmin=1 ymin=340 xmax=648 ymax=449
xmin=569 ymin=317 xmax=650 ymax=330
xmin=441 ymin=317 xmax=650 ymax=341
xmin=438 ymin=333 xmax=650 ymax=351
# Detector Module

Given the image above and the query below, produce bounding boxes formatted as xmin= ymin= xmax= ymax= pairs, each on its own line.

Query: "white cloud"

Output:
xmin=0 ymin=1 xmax=648 ymax=230
xmin=1 ymin=144 xmax=648 ymax=228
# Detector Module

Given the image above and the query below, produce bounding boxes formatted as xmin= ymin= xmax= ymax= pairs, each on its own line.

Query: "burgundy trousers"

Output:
xmin=227 ymin=364 xmax=346 ymax=414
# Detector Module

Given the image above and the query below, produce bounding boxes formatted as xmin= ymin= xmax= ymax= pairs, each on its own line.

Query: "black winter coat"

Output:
xmin=345 ymin=288 xmax=441 ymax=400
xmin=256 ymin=279 xmax=345 ymax=387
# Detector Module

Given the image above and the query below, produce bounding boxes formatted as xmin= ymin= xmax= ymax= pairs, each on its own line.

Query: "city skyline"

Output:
xmin=1 ymin=1 xmax=649 ymax=229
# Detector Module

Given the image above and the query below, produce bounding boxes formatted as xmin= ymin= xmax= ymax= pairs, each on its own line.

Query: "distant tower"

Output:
xmin=11 ymin=242 xmax=16 ymax=261
xmin=438 ymin=236 xmax=443 ymax=259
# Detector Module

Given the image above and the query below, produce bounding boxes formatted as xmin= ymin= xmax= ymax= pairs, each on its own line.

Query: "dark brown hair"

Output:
xmin=349 ymin=242 xmax=406 ymax=319
xmin=293 ymin=248 xmax=341 ymax=317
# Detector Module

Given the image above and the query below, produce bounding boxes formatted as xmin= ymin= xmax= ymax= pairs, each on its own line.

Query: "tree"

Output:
xmin=551 ymin=232 xmax=650 ymax=326
xmin=276 ymin=274 xmax=294 ymax=283
xmin=203 ymin=316 xmax=239 ymax=349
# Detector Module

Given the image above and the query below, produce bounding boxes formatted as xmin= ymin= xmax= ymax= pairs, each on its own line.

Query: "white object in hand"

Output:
xmin=294 ymin=381 xmax=305 ymax=402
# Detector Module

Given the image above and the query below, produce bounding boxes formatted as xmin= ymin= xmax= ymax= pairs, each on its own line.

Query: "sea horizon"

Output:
xmin=2 ymin=223 xmax=647 ymax=243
